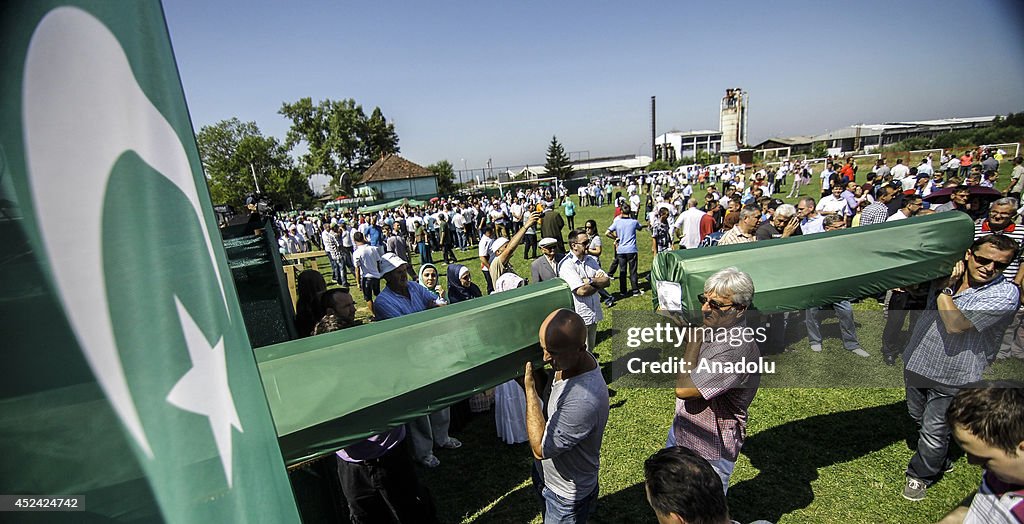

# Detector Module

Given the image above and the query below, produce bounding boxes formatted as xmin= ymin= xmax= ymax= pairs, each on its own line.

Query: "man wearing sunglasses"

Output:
xmin=669 ymin=268 xmax=761 ymax=494
xmin=901 ymin=234 xmax=1021 ymax=502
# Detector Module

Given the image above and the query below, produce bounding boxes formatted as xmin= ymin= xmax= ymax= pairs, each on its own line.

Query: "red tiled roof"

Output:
xmin=360 ymin=154 xmax=434 ymax=183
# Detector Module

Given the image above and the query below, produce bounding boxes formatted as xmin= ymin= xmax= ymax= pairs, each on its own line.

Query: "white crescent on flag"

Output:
xmin=22 ymin=6 xmax=239 ymax=483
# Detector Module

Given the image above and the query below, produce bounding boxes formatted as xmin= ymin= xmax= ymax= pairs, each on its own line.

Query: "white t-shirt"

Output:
xmin=353 ymin=244 xmax=382 ymax=279
xmin=479 ymin=235 xmax=494 ymax=272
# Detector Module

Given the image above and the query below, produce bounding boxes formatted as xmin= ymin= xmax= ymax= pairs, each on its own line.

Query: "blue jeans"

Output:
xmin=532 ymin=463 xmax=598 ymax=524
xmin=805 ymin=300 xmax=861 ymax=349
xmin=327 ymin=253 xmax=342 ymax=284
xmin=905 ymin=374 xmax=957 ymax=484
xmin=417 ymin=241 xmax=432 ymax=264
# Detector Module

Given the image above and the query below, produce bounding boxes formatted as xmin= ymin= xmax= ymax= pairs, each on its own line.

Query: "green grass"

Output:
xmin=295 ymin=164 xmax=1024 ymax=523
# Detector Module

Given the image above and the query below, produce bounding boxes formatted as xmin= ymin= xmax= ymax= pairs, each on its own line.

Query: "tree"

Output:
xmin=544 ymin=135 xmax=573 ymax=180
xmin=694 ymin=149 xmax=720 ymax=166
xmin=810 ymin=142 xmax=828 ymax=159
xmin=279 ymin=98 xmax=399 ymax=193
xmin=197 ymin=118 xmax=312 ymax=209
xmin=646 ymin=159 xmax=673 ymax=172
xmin=428 ymin=160 xmax=456 ymax=196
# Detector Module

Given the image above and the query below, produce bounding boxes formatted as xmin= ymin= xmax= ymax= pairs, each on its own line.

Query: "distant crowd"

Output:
xmin=255 ymin=148 xmax=1023 ymax=523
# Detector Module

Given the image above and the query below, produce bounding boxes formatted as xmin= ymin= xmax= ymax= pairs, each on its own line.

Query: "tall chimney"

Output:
xmin=650 ymin=96 xmax=656 ymax=159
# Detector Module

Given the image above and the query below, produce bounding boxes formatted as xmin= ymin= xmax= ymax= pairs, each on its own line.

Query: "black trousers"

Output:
xmin=523 ymin=233 xmax=538 ymax=259
xmin=882 ymin=290 xmax=927 ymax=357
xmin=336 ymin=440 xmax=437 ymax=524
xmin=616 ymin=252 xmax=638 ymax=295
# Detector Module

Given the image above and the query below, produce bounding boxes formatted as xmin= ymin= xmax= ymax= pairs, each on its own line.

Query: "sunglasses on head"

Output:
xmin=970 ymin=251 xmax=1011 ymax=271
xmin=698 ymin=293 xmax=742 ymax=311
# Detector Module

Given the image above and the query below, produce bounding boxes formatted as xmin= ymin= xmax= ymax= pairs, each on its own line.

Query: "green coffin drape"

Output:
xmin=651 ymin=212 xmax=975 ymax=314
xmin=356 ymin=198 xmax=407 ymax=214
xmin=256 ymin=279 xmax=573 ymax=464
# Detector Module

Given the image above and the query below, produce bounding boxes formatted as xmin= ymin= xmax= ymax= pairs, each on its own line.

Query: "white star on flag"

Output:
xmin=166 ymin=297 xmax=243 ymax=486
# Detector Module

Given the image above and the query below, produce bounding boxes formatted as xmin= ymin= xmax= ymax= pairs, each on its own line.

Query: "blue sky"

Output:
xmin=163 ymin=0 xmax=1024 ymax=170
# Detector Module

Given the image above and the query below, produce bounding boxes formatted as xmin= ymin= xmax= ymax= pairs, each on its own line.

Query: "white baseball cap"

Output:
xmin=380 ymin=253 xmax=407 ymax=274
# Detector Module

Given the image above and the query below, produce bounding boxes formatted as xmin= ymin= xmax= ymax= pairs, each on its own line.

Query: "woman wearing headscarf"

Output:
xmin=446 ymin=264 xmax=482 ymax=304
xmin=418 ymin=263 xmax=447 ymax=305
xmin=444 ymin=263 xmax=484 ymax=427
xmin=491 ymin=272 xmax=529 ymax=444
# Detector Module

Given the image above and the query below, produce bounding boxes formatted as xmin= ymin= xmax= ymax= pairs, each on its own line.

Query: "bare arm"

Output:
xmin=934 ymin=492 xmax=974 ymax=524
xmin=937 ymin=261 xmax=974 ymax=334
xmin=492 ymin=213 xmax=541 ymax=275
xmin=523 ymin=361 xmax=547 ymax=460
xmin=574 ymin=271 xmax=610 ymax=297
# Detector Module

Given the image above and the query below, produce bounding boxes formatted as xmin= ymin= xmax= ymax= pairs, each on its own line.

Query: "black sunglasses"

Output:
xmin=698 ymin=293 xmax=742 ymax=311
xmin=970 ymin=251 xmax=1011 ymax=271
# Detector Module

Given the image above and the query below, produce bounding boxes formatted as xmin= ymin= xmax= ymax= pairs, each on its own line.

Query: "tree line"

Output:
xmin=197 ymin=97 xmax=401 ymax=209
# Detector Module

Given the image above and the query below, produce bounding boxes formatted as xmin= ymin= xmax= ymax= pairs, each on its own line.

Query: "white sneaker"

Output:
xmin=420 ymin=454 xmax=440 ymax=468
xmin=810 ymin=343 xmax=823 ymax=352
xmin=850 ymin=348 xmax=870 ymax=358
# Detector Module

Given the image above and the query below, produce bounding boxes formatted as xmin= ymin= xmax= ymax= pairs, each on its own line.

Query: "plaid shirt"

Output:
xmin=673 ymin=334 xmax=760 ymax=462
xmin=717 ymin=225 xmax=755 ymax=246
xmin=321 ymin=229 xmax=341 ymax=259
xmin=904 ymin=275 xmax=1019 ymax=386
xmin=859 ymin=202 xmax=891 ymax=226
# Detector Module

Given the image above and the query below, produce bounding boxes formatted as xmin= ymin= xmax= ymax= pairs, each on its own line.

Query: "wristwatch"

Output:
xmin=941 ymin=287 xmax=955 ymax=296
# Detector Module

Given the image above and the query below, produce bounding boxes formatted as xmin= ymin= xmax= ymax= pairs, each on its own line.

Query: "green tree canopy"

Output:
xmin=428 ymin=160 xmax=456 ymax=196
xmin=197 ymin=118 xmax=311 ymax=209
xmin=544 ymin=135 xmax=573 ymax=180
xmin=279 ymin=98 xmax=400 ymax=193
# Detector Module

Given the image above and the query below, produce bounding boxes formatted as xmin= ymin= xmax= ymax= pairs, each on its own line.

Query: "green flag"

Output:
xmin=0 ymin=2 xmax=299 ymax=521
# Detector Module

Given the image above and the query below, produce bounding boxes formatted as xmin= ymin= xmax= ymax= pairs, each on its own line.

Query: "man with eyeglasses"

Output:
xmin=558 ymin=230 xmax=611 ymax=354
xmin=669 ymin=267 xmax=760 ymax=494
xmin=901 ymin=234 xmax=1021 ymax=502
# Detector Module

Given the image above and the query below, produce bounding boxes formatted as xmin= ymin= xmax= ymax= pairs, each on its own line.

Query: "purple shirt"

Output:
xmin=841 ymin=190 xmax=858 ymax=217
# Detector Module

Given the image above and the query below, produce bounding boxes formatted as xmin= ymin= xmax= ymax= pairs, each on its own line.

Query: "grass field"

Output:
xmin=294 ymin=158 xmax=1024 ymax=523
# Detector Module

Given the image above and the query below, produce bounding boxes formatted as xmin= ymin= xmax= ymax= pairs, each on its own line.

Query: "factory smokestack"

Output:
xmin=650 ymin=96 xmax=656 ymax=159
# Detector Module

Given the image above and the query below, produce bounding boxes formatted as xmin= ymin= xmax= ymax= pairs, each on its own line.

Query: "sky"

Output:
xmin=163 ymin=0 xmax=1024 ymax=172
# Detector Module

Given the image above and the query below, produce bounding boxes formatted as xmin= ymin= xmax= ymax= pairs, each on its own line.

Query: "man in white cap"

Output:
xmin=373 ymin=252 xmax=460 ymax=467
xmin=531 ymin=237 xmax=564 ymax=283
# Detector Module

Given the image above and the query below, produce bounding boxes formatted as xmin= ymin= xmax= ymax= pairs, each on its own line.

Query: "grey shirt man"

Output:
xmin=540 ymin=364 xmax=609 ymax=501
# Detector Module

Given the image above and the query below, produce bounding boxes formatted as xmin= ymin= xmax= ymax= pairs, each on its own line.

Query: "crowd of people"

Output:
xmin=267 ymin=149 xmax=1023 ymax=523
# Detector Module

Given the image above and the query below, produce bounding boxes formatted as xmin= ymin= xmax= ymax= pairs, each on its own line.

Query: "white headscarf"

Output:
xmin=492 ymin=272 xmax=525 ymax=294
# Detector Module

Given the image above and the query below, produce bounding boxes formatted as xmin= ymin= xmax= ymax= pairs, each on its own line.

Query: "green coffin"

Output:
xmin=255 ymin=279 xmax=573 ymax=464
xmin=356 ymin=198 xmax=407 ymax=214
xmin=651 ymin=213 xmax=975 ymax=314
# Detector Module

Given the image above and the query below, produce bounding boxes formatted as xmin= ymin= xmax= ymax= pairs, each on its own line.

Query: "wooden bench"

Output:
xmin=282 ymin=251 xmax=328 ymax=309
